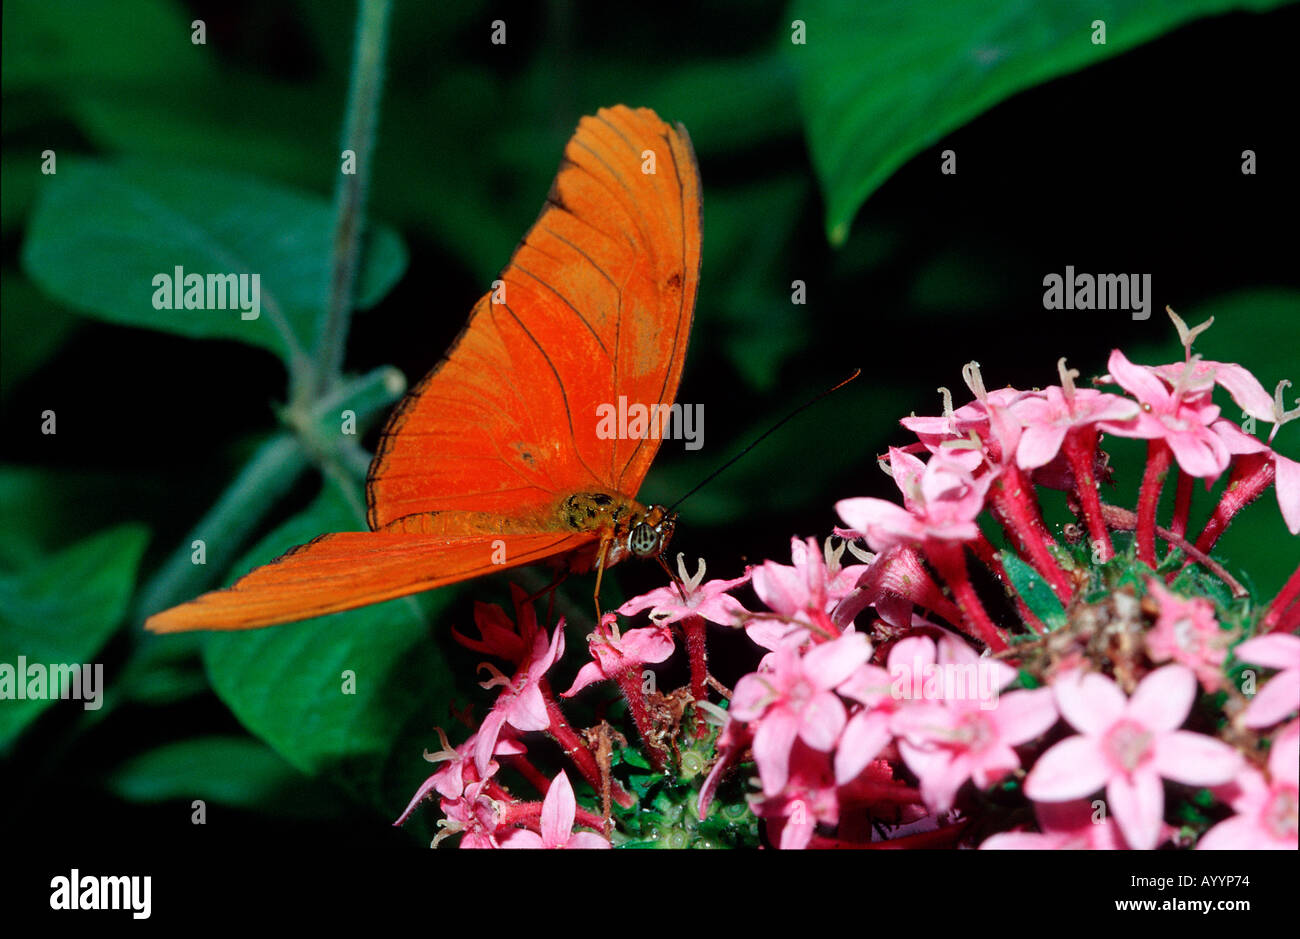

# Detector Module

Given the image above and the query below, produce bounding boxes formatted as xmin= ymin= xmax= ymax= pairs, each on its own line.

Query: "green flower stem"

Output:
xmin=313 ymin=0 xmax=394 ymax=399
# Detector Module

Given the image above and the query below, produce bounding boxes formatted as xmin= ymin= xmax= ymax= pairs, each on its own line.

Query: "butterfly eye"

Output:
xmin=628 ymin=522 xmax=661 ymax=558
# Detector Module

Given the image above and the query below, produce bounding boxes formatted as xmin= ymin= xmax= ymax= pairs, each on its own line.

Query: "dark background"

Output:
xmin=2 ymin=0 xmax=1297 ymax=873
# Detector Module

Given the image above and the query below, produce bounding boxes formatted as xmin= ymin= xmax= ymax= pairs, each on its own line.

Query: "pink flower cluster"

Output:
xmin=399 ymin=312 xmax=1298 ymax=849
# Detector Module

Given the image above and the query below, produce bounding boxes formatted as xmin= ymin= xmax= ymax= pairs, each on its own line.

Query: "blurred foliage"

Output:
xmin=1 ymin=0 xmax=1296 ymax=855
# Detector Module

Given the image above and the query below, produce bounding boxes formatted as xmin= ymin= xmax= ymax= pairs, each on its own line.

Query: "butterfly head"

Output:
xmin=628 ymin=504 xmax=676 ymax=559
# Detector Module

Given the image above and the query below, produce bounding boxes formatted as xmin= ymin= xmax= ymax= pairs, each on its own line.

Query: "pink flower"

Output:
xmin=435 ymin=781 xmax=505 ymax=849
xmin=394 ymin=727 xmax=525 ymax=824
xmin=1025 ymin=665 xmax=1242 ymax=849
xmin=834 ymin=635 xmax=930 ymax=784
xmin=1099 ymin=350 xmax=1230 ymax=479
xmin=1009 ymin=378 xmax=1138 ymax=470
xmin=980 ymin=799 xmax=1152 ymax=850
xmin=451 ymin=584 xmax=538 ymax=665
xmin=889 ymin=637 xmax=1058 ymax=812
xmin=1234 ymin=633 xmax=1300 ymax=728
xmin=836 ymin=448 xmax=991 ymax=551
xmin=474 ymin=624 xmax=565 ymax=774
xmin=831 ymin=544 xmax=961 ymax=631
xmin=1144 ymin=578 xmax=1229 ymax=692
xmin=731 ymin=632 xmax=873 ymax=796
xmin=1199 ymin=719 xmax=1298 ymax=849
xmin=749 ymin=745 xmax=839 ymax=849
xmin=1149 ymin=358 xmax=1275 ymax=422
xmin=747 ymin=536 xmax=869 ymax=649
xmin=560 ymin=614 xmax=675 ymax=698
xmin=618 ymin=554 xmax=751 ymax=627
xmin=498 ymin=771 xmax=611 ymax=849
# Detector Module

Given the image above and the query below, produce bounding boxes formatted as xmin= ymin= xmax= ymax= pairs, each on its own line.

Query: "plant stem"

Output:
xmin=1263 ymin=564 xmax=1300 ymax=633
xmin=1061 ymin=426 xmax=1112 ymax=560
xmin=314 ymin=0 xmax=394 ymax=398
xmin=1136 ymin=441 xmax=1172 ymax=567
xmin=1194 ymin=452 xmax=1274 ymax=555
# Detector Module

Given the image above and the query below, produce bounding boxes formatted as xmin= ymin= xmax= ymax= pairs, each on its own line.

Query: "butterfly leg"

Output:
xmin=591 ymin=533 xmax=615 ymax=624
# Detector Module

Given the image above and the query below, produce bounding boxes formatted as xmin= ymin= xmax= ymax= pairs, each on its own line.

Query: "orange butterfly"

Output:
xmin=146 ymin=105 xmax=701 ymax=633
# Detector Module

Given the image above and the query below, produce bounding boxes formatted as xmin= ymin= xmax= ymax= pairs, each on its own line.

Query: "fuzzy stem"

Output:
xmin=500 ymin=800 xmax=608 ymax=835
xmin=990 ymin=464 xmax=1073 ymax=603
xmin=972 ymin=532 xmax=1047 ymax=635
xmin=1194 ymin=453 xmax=1274 ymax=555
xmin=681 ymin=615 xmax=710 ymax=738
xmin=1136 ymin=441 xmax=1172 ymax=568
xmin=1061 ymin=426 xmax=1112 ymax=560
xmin=1263 ymin=564 xmax=1300 ymax=633
xmin=1170 ymin=470 xmax=1194 ymax=539
xmin=924 ymin=541 xmax=1008 ymax=652
xmin=541 ymin=681 xmax=634 ymax=808
xmin=614 ymin=668 xmax=666 ymax=771
xmin=501 ymin=753 xmax=552 ymax=798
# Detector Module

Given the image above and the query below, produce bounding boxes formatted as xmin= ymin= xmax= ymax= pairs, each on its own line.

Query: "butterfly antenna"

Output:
xmin=668 ymin=368 xmax=861 ymax=512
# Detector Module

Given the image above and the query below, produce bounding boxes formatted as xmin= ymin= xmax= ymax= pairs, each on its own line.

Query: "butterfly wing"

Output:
xmin=146 ymin=105 xmax=700 ymax=634
xmin=367 ymin=104 xmax=702 ymax=528
xmin=145 ymin=532 xmax=593 ymax=632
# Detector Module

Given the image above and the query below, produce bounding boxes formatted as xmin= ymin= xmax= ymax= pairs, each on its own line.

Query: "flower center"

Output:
xmin=1264 ymin=786 xmax=1298 ymax=841
xmin=1104 ymin=719 xmax=1154 ymax=773
xmin=953 ymin=712 xmax=995 ymax=752
xmin=1172 ymin=616 xmax=1197 ymax=650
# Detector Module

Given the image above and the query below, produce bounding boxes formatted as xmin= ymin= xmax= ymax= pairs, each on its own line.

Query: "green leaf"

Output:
xmin=21 ymin=159 xmax=407 ymax=365
xmin=1000 ymin=550 xmax=1068 ymax=630
xmin=1 ymin=0 xmax=210 ymax=93
xmin=0 ymin=269 xmax=79 ymax=398
xmin=201 ymin=481 xmax=456 ymax=812
xmin=107 ymin=735 xmax=346 ymax=818
xmin=789 ymin=0 xmax=1293 ymax=244
xmin=0 ymin=524 xmax=149 ymax=746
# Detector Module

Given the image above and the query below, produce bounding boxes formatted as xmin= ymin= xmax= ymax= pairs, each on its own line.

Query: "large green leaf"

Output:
xmin=107 ymin=735 xmax=347 ymax=818
xmin=788 ymin=0 xmax=1293 ymax=244
xmin=21 ymin=160 xmax=407 ymax=363
xmin=200 ymin=481 xmax=457 ymax=812
xmin=0 ymin=524 xmax=149 ymax=746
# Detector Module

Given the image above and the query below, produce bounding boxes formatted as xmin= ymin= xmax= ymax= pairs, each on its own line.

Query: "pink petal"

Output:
xmin=798 ymin=690 xmax=848 ymax=751
xmin=1127 ymin=664 xmax=1195 ymax=731
xmin=1153 ymin=730 xmax=1242 ymax=786
xmin=507 ymin=684 xmax=551 ymax=732
xmin=565 ymin=831 xmax=612 ymax=849
xmin=498 ymin=830 xmax=545 ymax=849
xmin=1212 ymin=362 xmax=1275 ymax=421
xmin=751 ymin=561 xmax=809 ymax=618
xmin=1016 ymin=424 xmax=1068 ymax=470
xmin=1053 ymin=669 xmax=1126 ymax=735
xmin=1166 ymin=430 xmax=1227 ymax=479
xmin=834 ymin=710 xmax=892 ymax=784
xmin=969 ymin=742 xmax=1021 ymax=788
xmin=991 ymin=688 xmax=1059 ymax=745
xmin=561 ymin=661 xmax=607 ymax=698
xmin=898 ymin=740 xmax=966 ymax=813
xmin=1107 ymin=349 xmax=1170 ymax=407
xmin=803 ymin=633 xmax=873 ymax=689
xmin=1269 ymin=719 xmax=1299 ymax=787
xmin=1107 ymin=769 xmax=1166 ymax=850
xmin=753 ymin=709 xmax=799 ymax=796
xmin=1024 ymin=735 xmax=1110 ymax=801
xmin=1240 ymin=670 xmax=1300 ymax=728
xmin=1197 ymin=815 xmax=1266 ymax=850
xmin=980 ymin=830 xmax=1063 ymax=849
xmin=1235 ymin=634 xmax=1300 ymax=671
xmin=1274 ymin=453 xmax=1300 ymax=534
xmin=540 ymin=770 xmax=577 ymax=846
